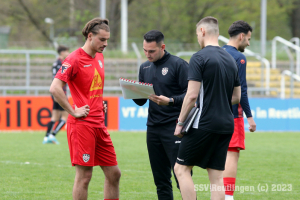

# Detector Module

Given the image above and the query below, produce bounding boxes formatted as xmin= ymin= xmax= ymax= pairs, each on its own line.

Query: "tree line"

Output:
xmin=0 ymin=0 xmax=299 ymax=47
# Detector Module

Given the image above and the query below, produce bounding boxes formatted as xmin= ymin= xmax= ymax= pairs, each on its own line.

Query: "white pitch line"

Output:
xmin=0 ymin=160 xmax=70 ymax=168
xmin=0 ymin=160 xmax=226 ymax=179
xmin=0 ymin=160 xmax=152 ymax=173
xmin=1 ymin=191 xmax=157 ymax=195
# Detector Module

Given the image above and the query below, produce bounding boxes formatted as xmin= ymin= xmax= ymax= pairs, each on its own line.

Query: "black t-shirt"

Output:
xmin=188 ymin=46 xmax=240 ymax=134
xmin=52 ymin=58 xmax=67 ymax=93
xmin=52 ymin=58 xmax=62 ymax=79
xmin=133 ymin=51 xmax=189 ymax=126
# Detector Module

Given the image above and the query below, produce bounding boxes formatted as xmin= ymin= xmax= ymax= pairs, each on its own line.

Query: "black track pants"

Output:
xmin=147 ymin=122 xmax=181 ymax=200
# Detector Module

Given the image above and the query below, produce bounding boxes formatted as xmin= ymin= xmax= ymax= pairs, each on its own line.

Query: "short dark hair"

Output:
xmin=82 ymin=18 xmax=110 ymax=40
xmin=228 ymin=20 xmax=252 ymax=37
xmin=143 ymin=30 xmax=164 ymax=44
xmin=57 ymin=45 xmax=69 ymax=54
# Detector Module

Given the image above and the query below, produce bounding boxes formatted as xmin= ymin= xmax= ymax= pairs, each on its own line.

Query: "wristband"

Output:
xmin=168 ymin=98 xmax=174 ymax=106
xmin=177 ymin=119 xmax=184 ymax=126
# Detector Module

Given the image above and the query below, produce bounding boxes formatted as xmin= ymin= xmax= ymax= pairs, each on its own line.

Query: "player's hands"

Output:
xmin=103 ymin=101 xmax=107 ymax=113
xmin=174 ymin=124 xmax=184 ymax=138
xmin=247 ymin=117 xmax=256 ymax=132
xmin=148 ymin=94 xmax=170 ymax=106
xmin=73 ymin=105 xmax=90 ymax=118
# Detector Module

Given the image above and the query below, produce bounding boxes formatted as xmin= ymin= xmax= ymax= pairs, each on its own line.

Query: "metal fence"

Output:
xmin=0 ymin=49 xmax=140 ymax=96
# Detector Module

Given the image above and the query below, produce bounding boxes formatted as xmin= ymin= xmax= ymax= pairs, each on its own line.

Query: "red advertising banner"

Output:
xmin=0 ymin=96 xmax=119 ymax=131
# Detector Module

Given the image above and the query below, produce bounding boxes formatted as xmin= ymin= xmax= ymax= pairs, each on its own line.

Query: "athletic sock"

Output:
xmin=52 ymin=119 xmax=66 ymax=136
xmin=224 ymin=177 xmax=236 ymax=196
xmin=45 ymin=121 xmax=55 ymax=137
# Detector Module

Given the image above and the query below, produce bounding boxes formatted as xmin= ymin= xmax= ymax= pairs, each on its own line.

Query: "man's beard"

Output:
xmin=238 ymin=45 xmax=246 ymax=52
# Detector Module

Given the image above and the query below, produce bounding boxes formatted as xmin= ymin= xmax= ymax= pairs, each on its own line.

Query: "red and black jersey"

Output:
xmin=52 ymin=58 xmax=67 ymax=94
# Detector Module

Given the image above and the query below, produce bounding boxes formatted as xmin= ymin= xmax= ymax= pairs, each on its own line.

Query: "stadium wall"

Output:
xmin=0 ymin=97 xmax=299 ymax=131
xmin=0 ymin=96 xmax=119 ymax=131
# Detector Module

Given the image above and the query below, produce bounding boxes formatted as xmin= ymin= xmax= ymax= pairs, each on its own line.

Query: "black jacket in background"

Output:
xmin=133 ymin=51 xmax=189 ymax=126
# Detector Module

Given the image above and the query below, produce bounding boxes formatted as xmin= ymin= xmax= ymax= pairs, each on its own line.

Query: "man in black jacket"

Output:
xmin=133 ymin=30 xmax=189 ymax=200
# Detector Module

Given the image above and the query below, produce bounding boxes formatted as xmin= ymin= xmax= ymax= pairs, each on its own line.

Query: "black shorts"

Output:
xmin=52 ymin=96 xmax=64 ymax=111
xmin=176 ymin=128 xmax=232 ymax=170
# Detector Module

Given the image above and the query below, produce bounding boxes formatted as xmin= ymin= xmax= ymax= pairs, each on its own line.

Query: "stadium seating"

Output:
xmin=246 ymin=61 xmax=300 ymax=98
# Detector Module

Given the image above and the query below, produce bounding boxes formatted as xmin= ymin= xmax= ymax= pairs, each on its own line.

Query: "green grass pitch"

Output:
xmin=0 ymin=131 xmax=299 ymax=199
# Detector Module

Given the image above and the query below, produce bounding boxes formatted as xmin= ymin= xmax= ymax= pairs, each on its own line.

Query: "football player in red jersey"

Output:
xmin=50 ymin=18 xmax=120 ymax=200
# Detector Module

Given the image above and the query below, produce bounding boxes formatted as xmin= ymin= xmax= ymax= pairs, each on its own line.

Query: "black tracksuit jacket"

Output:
xmin=133 ymin=51 xmax=189 ymax=126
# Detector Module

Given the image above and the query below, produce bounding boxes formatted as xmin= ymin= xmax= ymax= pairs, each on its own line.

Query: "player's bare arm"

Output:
xmin=148 ymin=94 xmax=173 ymax=106
xmin=231 ymin=86 xmax=241 ymax=105
xmin=247 ymin=117 xmax=256 ymax=132
xmin=50 ymin=78 xmax=90 ymax=118
xmin=174 ymin=81 xmax=201 ymax=138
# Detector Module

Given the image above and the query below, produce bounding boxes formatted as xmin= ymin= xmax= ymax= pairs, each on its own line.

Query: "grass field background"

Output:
xmin=0 ymin=131 xmax=299 ymax=200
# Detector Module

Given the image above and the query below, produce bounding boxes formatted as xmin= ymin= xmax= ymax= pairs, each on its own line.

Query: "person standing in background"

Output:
xmin=222 ymin=20 xmax=256 ymax=200
xmin=43 ymin=45 xmax=69 ymax=144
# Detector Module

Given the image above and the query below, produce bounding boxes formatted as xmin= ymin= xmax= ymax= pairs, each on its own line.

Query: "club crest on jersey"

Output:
xmin=162 ymin=67 xmax=168 ymax=75
xmin=83 ymin=154 xmax=90 ymax=162
xmin=61 ymin=62 xmax=71 ymax=74
xmin=98 ymin=60 xmax=103 ymax=68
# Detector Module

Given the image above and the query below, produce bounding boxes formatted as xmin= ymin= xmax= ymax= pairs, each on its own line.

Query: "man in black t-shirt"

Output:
xmin=133 ymin=30 xmax=189 ymax=200
xmin=173 ymin=17 xmax=241 ymax=200
xmin=43 ymin=45 xmax=69 ymax=144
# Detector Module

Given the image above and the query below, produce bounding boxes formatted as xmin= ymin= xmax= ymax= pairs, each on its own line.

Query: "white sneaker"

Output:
xmin=42 ymin=136 xmax=49 ymax=144
xmin=48 ymin=134 xmax=59 ymax=144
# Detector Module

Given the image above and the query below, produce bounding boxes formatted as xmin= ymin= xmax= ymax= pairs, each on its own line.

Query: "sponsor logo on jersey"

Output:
xmin=84 ymin=64 xmax=92 ymax=67
xmin=90 ymin=68 xmax=103 ymax=91
xmin=83 ymin=154 xmax=90 ymax=162
xmin=90 ymin=94 xmax=103 ymax=99
xmin=61 ymin=62 xmax=71 ymax=74
xmin=240 ymin=59 xmax=245 ymax=64
xmin=162 ymin=67 xmax=168 ymax=75
xmin=143 ymin=65 xmax=151 ymax=69
xmin=98 ymin=60 xmax=103 ymax=68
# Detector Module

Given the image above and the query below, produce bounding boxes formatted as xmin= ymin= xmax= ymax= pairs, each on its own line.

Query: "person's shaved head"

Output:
xmin=195 ymin=16 xmax=219 ymax=49
xmin=196 ymin=16 xmax=219 ymax=36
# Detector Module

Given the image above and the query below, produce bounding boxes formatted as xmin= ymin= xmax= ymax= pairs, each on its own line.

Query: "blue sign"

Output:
xmin=119 ymin=98 xmax=148 ymax=131
xmin=245 ymin=98 xmax=300 ymax=131
xmin=118 ymin=98 xmax=300 ymax=131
